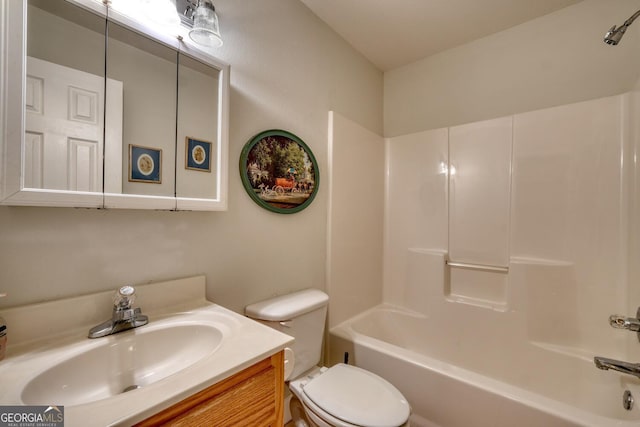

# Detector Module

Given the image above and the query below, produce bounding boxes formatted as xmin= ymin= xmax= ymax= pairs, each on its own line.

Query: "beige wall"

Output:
xmin=327 ymin=112 xmax=385 ymax=328
xmin=384 ymin=0 xmax=640 ymax=136
xmin=0 ymin=0 xmax=382 ymax=313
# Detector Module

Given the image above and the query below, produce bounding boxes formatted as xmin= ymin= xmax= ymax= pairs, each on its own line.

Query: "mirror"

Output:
xmin=176 ymin=53 xmax=220 ymax=201
xmin=26 ymin=0 xmax=106 ymax=195
xmin=0 ymin=0 xmax=229 ymax=210
xmin=104 ymin=21 xmax=178 ymax=208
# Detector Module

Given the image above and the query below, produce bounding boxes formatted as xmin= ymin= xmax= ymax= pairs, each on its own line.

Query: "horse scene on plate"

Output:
xmin=243 ymin=132 xmax=317 ymax=211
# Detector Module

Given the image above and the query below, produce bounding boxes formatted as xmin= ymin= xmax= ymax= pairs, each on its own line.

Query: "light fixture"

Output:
xmin=107 ymin=0 xmax=223 ymax=47
xmin=108 ymin=0 xmax=181 ymax=30
xmin=185 ymin=0 xmax=223 ymax=48
xmin=150 ymin=0 xmax=181 ymax=29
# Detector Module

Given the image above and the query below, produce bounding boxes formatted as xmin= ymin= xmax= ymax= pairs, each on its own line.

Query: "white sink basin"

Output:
xmin=21 ymin=323 xmax=223 ymax=407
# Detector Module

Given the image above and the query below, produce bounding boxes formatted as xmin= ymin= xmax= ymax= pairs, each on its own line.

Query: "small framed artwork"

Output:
xmin=129 ymin=144 xmax=162 ymax=184
xmin=240 ymin=129 xmax=319 ymax=214
xmin=185 ymin=137 xmax=212 ymax=172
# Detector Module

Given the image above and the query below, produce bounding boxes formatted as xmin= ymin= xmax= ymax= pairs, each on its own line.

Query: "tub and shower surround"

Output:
xmin=328 ymin=91 xmax=640 ymax=426
xmin=383 ymin=91 xmax=630 ymax=352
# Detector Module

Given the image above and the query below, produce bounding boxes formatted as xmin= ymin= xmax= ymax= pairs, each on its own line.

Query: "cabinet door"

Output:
xmin=1 ymin=0 xmax=107 ymax=207
xmin=135 ymin=352 xmax=284 ymax=427
xmin=175 ymin=54 xmax=219 ymax=201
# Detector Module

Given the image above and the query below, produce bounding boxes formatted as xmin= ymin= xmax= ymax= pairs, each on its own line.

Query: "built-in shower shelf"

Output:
xmin=445 ymin=259 xmax=509 ymax=310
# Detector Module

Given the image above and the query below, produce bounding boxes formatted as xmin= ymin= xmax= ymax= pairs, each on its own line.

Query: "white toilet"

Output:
xmin=245 ymin=289 xmax=411 ymax=427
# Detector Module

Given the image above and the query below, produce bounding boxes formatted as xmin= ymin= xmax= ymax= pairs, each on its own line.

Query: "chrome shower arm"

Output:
xmin=622 ymin=9 xmax=640 ymax=28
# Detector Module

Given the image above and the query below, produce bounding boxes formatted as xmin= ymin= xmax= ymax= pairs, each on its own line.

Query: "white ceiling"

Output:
xmin=299 ymin=0 xmax=582 ymax=71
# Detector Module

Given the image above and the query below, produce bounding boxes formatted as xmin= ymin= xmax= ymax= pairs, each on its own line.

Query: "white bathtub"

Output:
xmin=329 ymin=305 xmax=640 ymax=427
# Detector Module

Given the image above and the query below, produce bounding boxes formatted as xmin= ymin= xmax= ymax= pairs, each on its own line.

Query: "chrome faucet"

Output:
xmin=88 ymin=286 xmax=148 ymax=339
xmin=594 ymin=357 xmax=640 ymax=379
xmin=594 ymin=306 xmax=640 ymax=379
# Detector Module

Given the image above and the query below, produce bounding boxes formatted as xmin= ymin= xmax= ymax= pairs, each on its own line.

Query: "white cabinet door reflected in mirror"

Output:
xmin=25 ymin=57 xmax=107 ymax=192
xmin=0 ymin=0 xmax=229 ymax=210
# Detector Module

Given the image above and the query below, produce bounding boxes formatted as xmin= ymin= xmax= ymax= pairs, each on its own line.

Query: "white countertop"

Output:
xmin=0 ymin=276 xmax=294 ymax=426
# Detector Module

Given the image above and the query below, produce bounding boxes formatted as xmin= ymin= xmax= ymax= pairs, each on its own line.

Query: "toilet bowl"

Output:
xmin=245 ymin=289 xmax=411 ymax=427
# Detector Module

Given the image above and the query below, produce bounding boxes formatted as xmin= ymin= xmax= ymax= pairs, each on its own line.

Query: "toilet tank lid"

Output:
xmin=245 ymin=289 xmax=328 ymax=321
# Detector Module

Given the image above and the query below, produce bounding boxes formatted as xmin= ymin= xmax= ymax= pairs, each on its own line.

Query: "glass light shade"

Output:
xmin=189 ymin=1 xmax=223 ymax=47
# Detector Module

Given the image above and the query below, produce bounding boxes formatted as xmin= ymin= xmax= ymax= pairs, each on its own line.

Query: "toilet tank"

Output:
xmin=245 ymin=289 xmax=329 ymax=379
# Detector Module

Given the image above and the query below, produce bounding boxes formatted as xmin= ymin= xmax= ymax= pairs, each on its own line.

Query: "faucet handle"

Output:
xmin=609 ymin=312 xmax=640 ymax=332
xmin=113 ymin=285 xmax=136 ymax=309
xmin=611 ymin=315 xmax=631 ymax=329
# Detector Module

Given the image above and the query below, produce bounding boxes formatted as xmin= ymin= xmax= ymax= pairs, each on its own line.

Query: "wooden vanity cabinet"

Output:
xmin=135 ymin=351 xmax=284 ymax=427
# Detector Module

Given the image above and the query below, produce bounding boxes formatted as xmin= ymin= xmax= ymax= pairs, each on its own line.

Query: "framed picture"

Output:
xmin=129 ymin=144 xmax=162 ymax=184
xmin=185 ymin=137 xmax=212 ymax=172
xmin=240 ymin=129 xmax=319 ymax=214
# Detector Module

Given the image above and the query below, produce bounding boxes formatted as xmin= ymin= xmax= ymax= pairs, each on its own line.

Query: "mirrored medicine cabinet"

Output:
xmin=0 ymin=0 xmax=229 ymax=210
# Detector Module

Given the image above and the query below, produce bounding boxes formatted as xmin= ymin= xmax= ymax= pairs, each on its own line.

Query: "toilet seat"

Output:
xmin=295 ymin=364 xmax=410 ymax=427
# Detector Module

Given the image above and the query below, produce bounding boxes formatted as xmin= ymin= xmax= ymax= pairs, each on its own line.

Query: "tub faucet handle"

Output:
xmin=609 ymin=307 xmax=640 ymax=330
xmin=610 ymin=315 xmax=640 ymax=331
xmin=609 ymin=307 xmax=640 ymax=342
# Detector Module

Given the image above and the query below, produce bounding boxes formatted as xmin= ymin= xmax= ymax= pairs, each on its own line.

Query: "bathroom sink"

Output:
xmin=0 ymin=276 xmax=294 ymax=426
xmin=21 ymin=323 xmax=223 ymax=407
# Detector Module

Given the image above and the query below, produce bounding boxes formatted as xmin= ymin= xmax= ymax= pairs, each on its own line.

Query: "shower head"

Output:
xmin=604 ymin=9 xmax=640 ymax=45
xmin=604 ymin=25 xmax=626 ymax=45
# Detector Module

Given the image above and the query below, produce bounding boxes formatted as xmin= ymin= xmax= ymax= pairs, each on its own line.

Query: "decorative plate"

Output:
xmin=240 ymin=129 xmax=319 ymax=214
